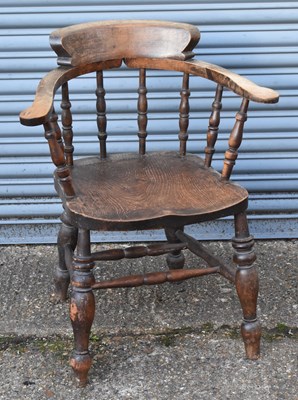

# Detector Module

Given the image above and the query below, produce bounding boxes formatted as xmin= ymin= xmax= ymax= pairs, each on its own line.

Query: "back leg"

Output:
xmin=54 ymin=211 xmax=78 ymax=302
xmin=165 ymin=227 xmax=185 ymax=269
xmin=233 ymin=211 xmax=261 ymax=359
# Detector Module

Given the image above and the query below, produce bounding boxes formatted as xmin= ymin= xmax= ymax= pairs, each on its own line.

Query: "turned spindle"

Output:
xmin=138 ymin=68 xmax=148 ymax=155
xmin=96 ymin=70 xmax=107 ymax=158
xmin=61 ymin=82 xmax=74 ymax=166
xmin=233 ymin=211 xmax=261 ymax=360
xmin=222 ymin=97 xmax=249 ymax=180
xmin=205 ymin=84 xmax=223 ymax=167
xmin=49 ymin=107 xmax=64 ymax=152
xmin=179 ymin=73 xmax=190 ymax=156
xmin=43 ymin=120 xmax=74 ymax=197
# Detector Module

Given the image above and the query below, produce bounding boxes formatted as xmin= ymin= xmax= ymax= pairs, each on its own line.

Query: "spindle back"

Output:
xmin=54 ymin=59 xmax=245 ymax=175
xmin=20 ymin=20 xmax=279 ymax=198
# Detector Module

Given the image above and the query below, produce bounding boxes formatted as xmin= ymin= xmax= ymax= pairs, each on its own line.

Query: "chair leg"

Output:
xmin=165 ymin=227 xmax=185 ymax=269
xmin=69 ymin=228 xmax=95 ymax=387
xmin=233 ymin=211 xmax=261 ymax=360
xmin=54 ymin=212 xmax=78 ymax=302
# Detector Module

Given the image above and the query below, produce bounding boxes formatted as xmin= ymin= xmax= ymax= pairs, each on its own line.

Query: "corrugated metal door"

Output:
xmin=0 ymin=0 xmax=297 ymax=243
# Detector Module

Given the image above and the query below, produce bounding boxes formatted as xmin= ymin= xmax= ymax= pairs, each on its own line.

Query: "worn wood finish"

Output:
xmin=50 ymin=20 xmax=200 ymax=66
xmin=19 ymin=20 xmax=279 ymax=386
xmin=70 ymin=229 xmax=95 ymax=387
xmin=58 ymin=152 xmax=248 ymax=231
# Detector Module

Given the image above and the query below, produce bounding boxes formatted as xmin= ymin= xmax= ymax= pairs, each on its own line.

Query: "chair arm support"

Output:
xmin=19 ymin=59 xmax=123 ymax=126
xmin=125 ymin=58 xmax=279 ymax=104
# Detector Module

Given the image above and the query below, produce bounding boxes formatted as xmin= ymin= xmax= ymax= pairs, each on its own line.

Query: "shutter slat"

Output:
xmin=0 ymin=0 xmax=297 ymax=242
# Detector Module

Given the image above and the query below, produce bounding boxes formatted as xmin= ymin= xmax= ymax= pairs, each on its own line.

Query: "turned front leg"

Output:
xmin=233 ymin=212 xmax=261 ymax=360
xmin=70 ymin=229 xmax=95 ymax=387
xmin=55 ymin=212 xmax=78 ymax=302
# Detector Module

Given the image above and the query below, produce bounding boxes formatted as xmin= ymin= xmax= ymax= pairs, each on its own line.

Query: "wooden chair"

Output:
xmin=20 ymin=20 xmax=279 ymax=386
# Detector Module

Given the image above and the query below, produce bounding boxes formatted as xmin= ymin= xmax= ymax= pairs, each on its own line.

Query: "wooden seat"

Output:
xmin=57 ymin=152 xmax=248 ymax=230
xmin=20 ymin=20 xmax=279 ymax=387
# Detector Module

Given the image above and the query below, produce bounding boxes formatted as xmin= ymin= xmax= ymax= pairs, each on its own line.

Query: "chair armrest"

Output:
xmin=19 ymin=59 xmax=122 ymax=126
xmin=125 ymin=58 xmax=279 ymax=104
xmin=19 ymin=67 xmax=68 ymax=126
xmin=186 ymin=59 xmax=279 ymax=103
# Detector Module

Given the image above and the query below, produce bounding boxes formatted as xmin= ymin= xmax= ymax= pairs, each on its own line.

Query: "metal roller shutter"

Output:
xmin=0 ymin=0 xmax=297 ymax=243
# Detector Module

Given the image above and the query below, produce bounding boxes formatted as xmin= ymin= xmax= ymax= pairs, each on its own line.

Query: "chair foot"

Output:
xmin=241 ymin=319 xmax=261 ymax=360
xmin=235 ymin=264 xmax=261 ymax=361
xmin=166 ymin=252 xmax=185 ymax=269
xmin=70 ymin=288 xmax=95 ymax=386
xmin=70 ymin=352 xmax=92 ymax=387
xmin=53 ymin=268 xmax=70 ymax=303
xmin=233 ymin=212 xmax=260 ymax=360
xmin=70 ymin=290 xmax=95 ymax=386
xmin=165 ymin=227 xmax=185 ymax=270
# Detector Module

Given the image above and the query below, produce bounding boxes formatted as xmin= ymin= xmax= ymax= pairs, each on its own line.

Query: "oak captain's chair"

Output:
xmin=20 ymin=20 xmax=279 ymax=386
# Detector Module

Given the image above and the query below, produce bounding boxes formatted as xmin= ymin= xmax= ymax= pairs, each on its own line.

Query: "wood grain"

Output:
xmin=50 ymin=20 xmax=200 ymax=66
xmin=56 ymin=152 xmax=248 ymax=230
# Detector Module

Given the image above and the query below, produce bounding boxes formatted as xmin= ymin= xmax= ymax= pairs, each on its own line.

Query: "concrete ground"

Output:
xmin=0 ymin=240 xmax=297 ymax=400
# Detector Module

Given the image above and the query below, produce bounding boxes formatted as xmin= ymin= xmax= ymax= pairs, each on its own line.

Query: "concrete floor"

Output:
xmin=0 ymin=240 xmax=297 ymax=399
